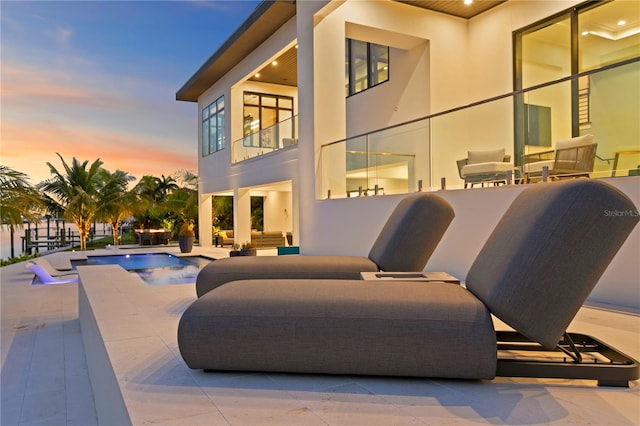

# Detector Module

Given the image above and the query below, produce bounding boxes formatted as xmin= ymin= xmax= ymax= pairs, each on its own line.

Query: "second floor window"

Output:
xmin=243 ymin=92 xmax=293 ymax=148
xmin=345 ymin=39 xmax=389 ymax=96
xmin=202 ymin=96 xmax=225 ymax=156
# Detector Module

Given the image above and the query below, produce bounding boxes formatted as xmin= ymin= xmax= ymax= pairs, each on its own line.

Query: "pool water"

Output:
xmin=73 ymin=253 xmax=213 ymax=285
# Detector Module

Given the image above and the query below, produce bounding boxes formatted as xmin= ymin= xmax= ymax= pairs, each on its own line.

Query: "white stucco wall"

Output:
xmin=304 ymin=177 xmax=640 ymax=312
xmin=262 ymin=189 xmax=293 ymax=233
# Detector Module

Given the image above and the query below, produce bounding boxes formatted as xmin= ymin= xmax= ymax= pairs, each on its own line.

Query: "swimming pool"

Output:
xmin=72 ymin=253 xmax=213 ymax=285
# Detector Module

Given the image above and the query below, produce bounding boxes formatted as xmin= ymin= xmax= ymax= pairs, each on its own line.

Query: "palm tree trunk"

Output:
xmin=77 ymin=219 xmax=91 ymax=251
xmin=10 ymin=225 xmax=15 ymax=258
xmin=111 ymin=223 xmax=119 ymax=245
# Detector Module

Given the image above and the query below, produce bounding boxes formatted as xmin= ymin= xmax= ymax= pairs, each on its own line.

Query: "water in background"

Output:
xmin=1 ymin=221 xmax=112 ymax=260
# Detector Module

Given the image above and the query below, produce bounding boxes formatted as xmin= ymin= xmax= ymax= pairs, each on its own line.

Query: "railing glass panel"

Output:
xmin=233 ymin=115 xmax=298 ymax=163
xmin=320 ymin=60 xmax=639 ymax=199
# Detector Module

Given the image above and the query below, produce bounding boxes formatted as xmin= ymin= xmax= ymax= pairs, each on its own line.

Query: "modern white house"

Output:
xmin=177 ymin=0 xmax=639 ymax=311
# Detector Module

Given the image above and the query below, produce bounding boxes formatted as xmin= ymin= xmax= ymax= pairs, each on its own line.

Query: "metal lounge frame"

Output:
xmin=496 ymin=331 xmax=639 ymax=387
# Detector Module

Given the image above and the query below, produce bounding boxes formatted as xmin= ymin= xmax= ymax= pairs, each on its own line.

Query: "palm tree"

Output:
xmin=38 ymin=153 xmax=104 ymax=251
xmin=157 ymin=174 xmax=180 ymax=199
xmin=159 ymin=170 xmax=199 ymax=237
xmin=0 ymin=166 xmax=44 ymax=258
xmin=133 ymin=174 xmax=179 ymax=203
xmin=96 ymin=169 xmax=136 ymax=245
xmin=131 ymin=173 xmax=183 ymax=229
xmin=178 ymin=169 xmax=198 ymax=191
xmin=131 ymin=175 xmax=162 ymax=228
xmin=133 ymin=175 xmax=161 ymax=203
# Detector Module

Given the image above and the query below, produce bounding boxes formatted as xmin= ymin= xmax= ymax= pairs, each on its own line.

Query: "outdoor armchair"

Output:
xmin=195 ymin=192 xmax=455 ymax=297
xmin=456 ymin=148 xmax=513 ymax=188
xmin=523 ymin=134 xmax=597 ymax=182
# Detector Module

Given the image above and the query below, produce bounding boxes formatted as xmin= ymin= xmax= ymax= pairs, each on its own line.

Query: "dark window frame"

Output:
xmin=346 ymin=38 xmax=389 ymax=97
xmin=242 ymin=91 xmax=294 ymax=139
xmin=202 ymin=95 xmax=225 ymax=156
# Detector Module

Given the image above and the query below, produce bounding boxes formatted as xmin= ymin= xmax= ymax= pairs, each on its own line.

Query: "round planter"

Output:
xmin=178 ymin=236 xmax=194 ymax=253
xmin=239 ymin=248 xmax=257 ymax=256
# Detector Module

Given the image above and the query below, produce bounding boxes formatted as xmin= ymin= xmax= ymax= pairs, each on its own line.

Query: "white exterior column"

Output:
xmin=233 ymin=187 xmax=252 ymax=246
xmin=198 ymin=193 xmax=212 ymax=247
xmin=291 ymin=178 xmax=300 ymax=246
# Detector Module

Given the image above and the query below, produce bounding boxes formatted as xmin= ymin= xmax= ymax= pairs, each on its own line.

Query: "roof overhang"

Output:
xmin=176 ymin=0 xmax=296 ymax=102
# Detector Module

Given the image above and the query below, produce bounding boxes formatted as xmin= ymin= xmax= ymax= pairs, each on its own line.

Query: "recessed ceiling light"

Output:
xmin=617 ymin=20 xmax=626 ymax=26
xmin=464 ymin=0 xmax=473 ymax=5
xmin=272 ymin=61 xmax=278 ymax=66
xmin=254 ymin=73 xmax=260 ymax=78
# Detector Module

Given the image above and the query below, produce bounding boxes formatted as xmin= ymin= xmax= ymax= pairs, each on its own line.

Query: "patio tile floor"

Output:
xmin=2 ymin=248 xmax=639 ymax=425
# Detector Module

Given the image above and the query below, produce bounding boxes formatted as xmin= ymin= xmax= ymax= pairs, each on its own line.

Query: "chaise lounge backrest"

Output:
xmin=466 ymin=179 xmax=638 ymax=349
xmin=368 ymin=192 xmax=455 ymax=272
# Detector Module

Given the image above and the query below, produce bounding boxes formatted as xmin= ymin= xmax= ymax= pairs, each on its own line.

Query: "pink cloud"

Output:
xmin=2 ymin=122 xmax=196 ymax=186
xmin=2 ymin=64 xmax=118 ymax=109
xmin=2 ymin=57 xmax=197 ymax=188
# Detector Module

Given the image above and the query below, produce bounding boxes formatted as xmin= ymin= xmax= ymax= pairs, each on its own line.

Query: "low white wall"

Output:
xmin=307 ymin=177 xmax=640 ymax=312
xmin=78 ymin=266 xmax=133 ymax=426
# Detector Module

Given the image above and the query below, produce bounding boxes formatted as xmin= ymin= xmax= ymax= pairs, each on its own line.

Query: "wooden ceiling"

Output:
xmin=248 ymin=47 xmax=298 ymax=87
xmin=397 ymin=0 xmax=507 ymax=19
xmin=249 ymin=1 xmax=508 ymax=87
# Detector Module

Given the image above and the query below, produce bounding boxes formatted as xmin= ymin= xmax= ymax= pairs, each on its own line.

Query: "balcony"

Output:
xmin=320 ymin=59 xmax=639 ymax=199
xmin=232 ymin=115 xmax=298 ymax=163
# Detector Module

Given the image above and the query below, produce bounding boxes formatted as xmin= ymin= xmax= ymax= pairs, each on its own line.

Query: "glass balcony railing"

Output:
xmin=232 ymin=115 xmax=298 ymax=163
xmin=320 ymin=59 xmax=639 ymax=199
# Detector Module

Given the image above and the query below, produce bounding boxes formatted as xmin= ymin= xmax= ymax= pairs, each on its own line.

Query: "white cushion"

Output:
xmin=467 ymin=148 xmax=505 ymax=164
xmin=555 ymin=134 xmax=594 ymax=151
xmin=523 ymin=159 xmax=555 ymax=174
xmin=461 ymin=162 xmax=513 ymax=177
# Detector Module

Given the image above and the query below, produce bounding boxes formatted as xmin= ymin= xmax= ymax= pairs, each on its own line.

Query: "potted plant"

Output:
xmin=239 ymin=241 xmax=257 ymax=256
xmin=229 ymin=243 xmax=241 ymax=257
xmin=212 ymin=226 xmax=221 ymax=247
xmin=178 ymin=220 xmax=195 ymax=253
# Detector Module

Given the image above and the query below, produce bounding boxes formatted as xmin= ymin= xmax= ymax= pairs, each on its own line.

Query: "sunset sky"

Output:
xmin=1 ymin=0 xmax=260 ymax=186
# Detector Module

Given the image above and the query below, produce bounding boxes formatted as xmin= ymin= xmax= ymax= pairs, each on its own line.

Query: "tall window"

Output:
xmin=345 ymin=39 xmax=389 ymax=96
xmin=513 ymin=0 xmax=639 ymax=167
xmin=243 ymin=92 xmax=293 ymax=147
xmin=202 ymin=96 xmax=225 ymax=156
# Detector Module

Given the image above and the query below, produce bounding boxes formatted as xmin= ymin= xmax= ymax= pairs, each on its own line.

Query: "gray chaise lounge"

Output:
xmin=179 ymin=179 xmax=639 ymax=385
xmin=196 ymin=192 xmax=455 ymax=297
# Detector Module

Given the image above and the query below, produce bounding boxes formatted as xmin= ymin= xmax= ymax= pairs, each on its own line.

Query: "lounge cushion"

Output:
xmin=368 ymin=192 xmax=454 ymax=272
xmin=466 ymin=179 xmax=639 ymax=349
xmin=468 ymin=148 xmax=505 ymax=164
xmin=196 ymin=255 xmax=378 ymax=297
xmin=179 ymin=279 xmax=497 ymax=379
xmin=197 ymin=192 xmax=454 ymax=297
xmin=523 ymin=159 xmax=555 ymax=174
xmin=555 ymin=134 xmax=593 ymax=150
xmin=461 ymin=161 xmax=513 ymax=177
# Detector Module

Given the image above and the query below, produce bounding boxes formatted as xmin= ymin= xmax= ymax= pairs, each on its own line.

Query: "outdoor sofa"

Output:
xmin=197 ymin=192 xmax=456 ymax=297
xmin=216 ymin=230 xmax=286 ymax=248
xmin=179 ymin=179 xmax=639 ymax=385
